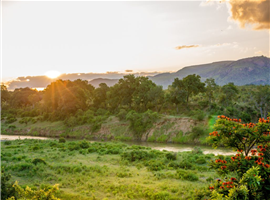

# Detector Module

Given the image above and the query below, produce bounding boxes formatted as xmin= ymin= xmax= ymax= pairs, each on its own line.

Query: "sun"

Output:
xmin=45 ymin=71 xmax=61 ymax=79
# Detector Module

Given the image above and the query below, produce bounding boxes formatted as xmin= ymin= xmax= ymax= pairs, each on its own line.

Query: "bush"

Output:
xmin=59 ymin=137 xmax=66 ymax=143
xmin=191 ymin=110 xmax=206 ymax=121
xmin=196 ymin=157 xmax=207 ymax=164
xmin=32 ymin=158 xmax=47 ymax=165
xmin=165 ymin=152 xmax=177 ymax=161
xmin=13 ymin=163 xmax=33 ymax=171
xmin=117 ymin=109 xmax=127 ymax=120
xmin=189 ymin=126 xmax=207 ymax=142
xmin=6 ymin=117 xmax=17 ymax=124
xmin=4 ymin=141 xmax=12 ymax=145
xmin=175 ymin=169 xmax=198 ymax=181
xmin=146 ymin=160 xmax=166 ymax=171
xmin=1 ymin=167 xmax=16 ymax=200
xmin=8 ymin=125 xmax=16 ymax=129
xmin=178 ymin=160 xmax=194 ymax=169
xmin=79 ymin=140 xmax=90 ymax=149
xmin=121 ymin=150 xmax=156 ymax=162
xmin=126 ymin=110 xmax=159 ymax=138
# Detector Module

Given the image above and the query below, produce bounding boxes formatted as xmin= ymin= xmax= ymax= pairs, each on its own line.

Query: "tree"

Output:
xmin=108 ymin=75 xmax=138 ymax=109
xmin=108 ymin=75 xmax=163 ymax=112
xmin=1 ymin=84 xmax=10 ymax=103
xmin=132 ymin=76 xmax=162 ymax=112
xmin=93 ymin=83 xmax=109 ymax=109
xmin=204 ymin=115 xmax=270 ymax=199
xmin=205 ymin=78 xmax=218 ymax=107
xmin=146 ymin=85 xmax=164 ymax=112
xmin=251 ymin=85 xmax=270 ymax=119
xmin=219 ymin=82 xmax=238 ymax=107
xmin=169 ymin=74 xmax=205 ymax=108
xmin=43 ymin=79 xmax=94 ymax=117
xmin=10 ymin=87 xmax=39 ymax=108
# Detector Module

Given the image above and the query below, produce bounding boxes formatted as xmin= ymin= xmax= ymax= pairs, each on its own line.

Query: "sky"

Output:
xmin=1 ymin=0 xmax=270 ymax=82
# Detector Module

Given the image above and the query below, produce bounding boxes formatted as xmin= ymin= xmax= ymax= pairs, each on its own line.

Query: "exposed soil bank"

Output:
xmin=2 ymin=116 xmax=209 ymax=144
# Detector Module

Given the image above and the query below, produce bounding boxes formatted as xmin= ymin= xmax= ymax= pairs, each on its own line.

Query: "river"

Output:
xmin=1 ymin=134 xmax=234 ymax=155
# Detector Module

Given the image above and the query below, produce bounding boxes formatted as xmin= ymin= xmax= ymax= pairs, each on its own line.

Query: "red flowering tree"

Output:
xmin=205 ymin=116 xmax=270 ymax=200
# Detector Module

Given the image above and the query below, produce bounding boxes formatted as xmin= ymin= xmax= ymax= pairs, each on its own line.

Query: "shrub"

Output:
xmin=79 ymin=140 xmax=90 ymax=149
xmin=32 ymin=158 xmax=47 ymax=165
xmin=126 ymin=110 xmax=159 ymax=138
xmin=8 ymin=125 xmax=16 ymax=129
xmin=146 ymin=160 xmax=166 ymax=171
xmin=117 ymin=109 xmax=127 ymax=120
xmin=68 ymin=143 xmax=80 ymax=151
xmin=4 ymin=141 xmax=12 ymax=145
xmin=59 ymin=137 xmax=66 ymax=143
xmin=178 ymin=160 xmax=194 ymax=169
xmin=192 ymin=146 xmax=203 ymax=154
xmin=6 ymin=117 xmax=17 ymax=124
xmin=1 ymin=167 xmax=16 ymax=200
xmin=165 ymin=152 xmax=177 ymax=161
xmin=13 ymin=163 xmax=33 ymax=171
xmin=196 ymin=157 xmax=207 ymax=165
xmin=202 ymin=116 xmax=270 ymax=199
xmin=189 ymin=125 xmax=207 ymax=142
xmin=121 ymin=150 xmax=156 ymax=162
xmin=175 ymin=169 xmax=198 ymax=181
xmin=88 ymin=147 xmax=97 ymax=153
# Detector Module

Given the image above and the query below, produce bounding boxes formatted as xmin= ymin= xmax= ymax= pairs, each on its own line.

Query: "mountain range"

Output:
xmin=5 ymin=56 xmax=270 ymax=90
xmin=149 ymin=56 xmax=270 ymax=88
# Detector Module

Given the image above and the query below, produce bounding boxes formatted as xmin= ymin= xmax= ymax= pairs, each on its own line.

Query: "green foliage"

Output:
xmin=189 ymin=125 xmax=208 ymax=143
xmin=201 ymin=116 xmax=270 ymax=199
xmin=121 ymin=150 xmax=157 ymax=162
xmin=191 ymin=110 xmax=206 ymax=121
xmin=165 ymin=152 xmax=177 ymax=161
xmin=7 ymin=181 xmax=60 ymax=200
xmin=170 ymin=74 xmax=205 ymax=107
xmin=4 ymin=140 xmax=12 ymax=145
xmin=79 ymin=140 xmax=90 ymax=149
xmin=32 ymin=158 xmax=47 ymax=165
xmin=117 ymin=109 xmax=128 ymax=120
xmin=126 ymin=110 xmax=159 ymax=138
xmin=6 ymin=116 xmax=17 ymax=124
xmin=1 ymin=167 xmax=16 ymax=200
xmin=58 ymin=137 xmax=66 ymax=143
xmin=175 ymin=169 xmax=199 ymax=181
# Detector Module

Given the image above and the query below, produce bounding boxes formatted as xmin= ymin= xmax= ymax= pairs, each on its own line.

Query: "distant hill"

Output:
xmin=149 ymin=56 xmax=270 ymax=88
xmin=5 ymin=56 xmax=270 ymax=90
xmin=89 ymin=78 xmax=119 ymax=88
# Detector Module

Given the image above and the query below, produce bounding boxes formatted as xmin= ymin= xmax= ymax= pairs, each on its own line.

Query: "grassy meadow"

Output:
xmin=1 ymin=138 xmax=222 ymax=200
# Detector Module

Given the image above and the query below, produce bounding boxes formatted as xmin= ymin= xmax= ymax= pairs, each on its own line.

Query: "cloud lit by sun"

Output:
xmin=45 ymin=71 xmax=61 ymax=79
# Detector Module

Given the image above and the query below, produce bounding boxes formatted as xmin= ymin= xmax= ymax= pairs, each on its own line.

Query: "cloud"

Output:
xmin=229 ymin=0 xmax=270 ymax=30
xmin=205 ymin=0 xmax=270 ymax=30
xmin=175 ymin=45 xmax=200 ymax=50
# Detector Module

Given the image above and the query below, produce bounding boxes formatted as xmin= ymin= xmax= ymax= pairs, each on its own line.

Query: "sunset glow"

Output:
xmin=45 ymin=71 xmax=61 ymax=79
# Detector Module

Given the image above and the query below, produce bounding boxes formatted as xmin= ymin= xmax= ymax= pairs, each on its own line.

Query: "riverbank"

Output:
xmin=1 ymin=115 xmax=214 ymax=145
xmin=1 ymin=134 xmax=234 ymax=156
xmin=2 ymin=139 xmax=221 ymax=199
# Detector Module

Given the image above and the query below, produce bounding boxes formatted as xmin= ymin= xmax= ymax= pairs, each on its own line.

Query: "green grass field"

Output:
xmin=1 ymin=139 xmax=221 ymax=200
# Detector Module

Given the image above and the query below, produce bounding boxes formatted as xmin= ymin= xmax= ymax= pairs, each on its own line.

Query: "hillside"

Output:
xmin=150 ymin=56 xmax=270 ymax=88
xmin=89 ymin=78 xmax=119 ymax=88
xmin=5 ymin=56 xmax=270 ymax=90
xmin=88 ymin=56 xmax=270 ymax=89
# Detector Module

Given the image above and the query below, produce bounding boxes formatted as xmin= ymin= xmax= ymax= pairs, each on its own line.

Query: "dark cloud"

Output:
xmin=175 ymin=45 xmax=199 ymax=50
